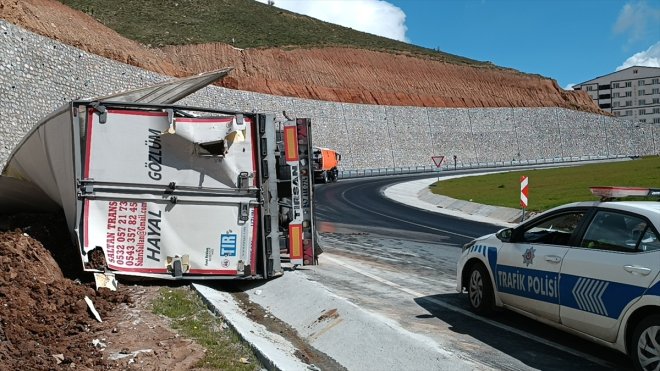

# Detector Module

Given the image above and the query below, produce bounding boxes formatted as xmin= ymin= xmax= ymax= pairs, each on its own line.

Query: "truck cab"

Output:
xmin=312 ymin=147 xmax=341 ymax=183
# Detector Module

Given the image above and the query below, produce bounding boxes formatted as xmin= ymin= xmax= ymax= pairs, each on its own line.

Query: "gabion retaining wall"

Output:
xmin=1 ymin=20 xmax=658 ymax=172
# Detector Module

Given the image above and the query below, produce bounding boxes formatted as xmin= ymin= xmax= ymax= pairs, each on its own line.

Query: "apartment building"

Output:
xmin=572 ymin=66 xmax=660 ymax=123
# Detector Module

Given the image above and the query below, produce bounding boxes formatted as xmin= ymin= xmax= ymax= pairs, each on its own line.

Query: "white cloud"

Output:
xmin=617 ymin=42 xmax=660 ymax=70
xmin=613 ymin=1 xmax=660 ymax=44
xmin=564 ymin=83 xmax=575 ymax=90
xmin=255 ymin=0 xmax=408 ymax=42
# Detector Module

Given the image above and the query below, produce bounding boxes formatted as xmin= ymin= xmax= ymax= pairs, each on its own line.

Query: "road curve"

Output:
xmin=314 ymin=173 xmax=502 ymax=245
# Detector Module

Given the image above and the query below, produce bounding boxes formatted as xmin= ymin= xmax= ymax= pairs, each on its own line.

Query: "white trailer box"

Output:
xmin=0 ymin=69 xmax=317 ymax=279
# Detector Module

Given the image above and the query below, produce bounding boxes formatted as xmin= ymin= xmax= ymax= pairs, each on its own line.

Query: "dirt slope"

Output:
xmin=1 ymin=0 xmax=601 ymax=113
xmin=164 ymin=43 xmax=599 ymax=111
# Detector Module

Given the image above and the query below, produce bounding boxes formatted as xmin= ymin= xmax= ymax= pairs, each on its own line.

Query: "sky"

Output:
xmin=255 ymin=0 xmax=660 ymax=89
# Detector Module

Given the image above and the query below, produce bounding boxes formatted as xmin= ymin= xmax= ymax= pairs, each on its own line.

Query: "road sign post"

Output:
xmin=520 ymin=175 xmax=529 ymax=221
xmin=432 ymin=156 xmax=445 ymax=181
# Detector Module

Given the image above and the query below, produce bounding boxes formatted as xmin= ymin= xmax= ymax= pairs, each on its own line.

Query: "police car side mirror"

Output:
xmin=496 ymin=228 xmax=513 ymax=242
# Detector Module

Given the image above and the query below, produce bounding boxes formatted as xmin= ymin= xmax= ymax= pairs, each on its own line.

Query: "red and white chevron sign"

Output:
xmin=520 ymin=176 xmax=529 ymax=208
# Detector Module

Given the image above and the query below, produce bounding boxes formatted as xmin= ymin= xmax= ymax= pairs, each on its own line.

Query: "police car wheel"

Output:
xmin=631 ymin=315 xmax=660 ymax=371
xmin=467 ymin=263 xmax=494 ymax=314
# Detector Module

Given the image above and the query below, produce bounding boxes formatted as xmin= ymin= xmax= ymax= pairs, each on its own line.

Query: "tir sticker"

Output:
xmin=220 ymin=234 xmax=237 ymax=256
xmin=522 ymin=247 xmax=535 ymax=266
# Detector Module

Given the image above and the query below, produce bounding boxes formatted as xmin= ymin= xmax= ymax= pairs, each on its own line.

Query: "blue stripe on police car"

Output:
xmin=571 ymin=277 xmax=609 ymax=316
xmin=469 ymin=244 xmax=498 ymax=279
xmin=495 ymin=264 xmax=560 ymax=304
xmin=493 ymin=266 xmax=656 ymax=318
xmin=559 ymin=274 xmax=645 ymax=319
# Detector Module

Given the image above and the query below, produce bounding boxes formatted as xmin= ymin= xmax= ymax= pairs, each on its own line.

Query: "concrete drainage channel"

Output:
xmin=194 ymin=283 xmax=313 ymax=371
xmin=193 ymin=266 xmax=481 ymax=371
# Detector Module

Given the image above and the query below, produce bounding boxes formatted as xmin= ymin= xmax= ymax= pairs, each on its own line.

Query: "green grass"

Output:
xmin=152 ymin=286 xmax=261 ymax=370
xmin=58 ymin=0 xmax=494 ymax=67
xmin=430 ymin=157 xmax=660 ymax=212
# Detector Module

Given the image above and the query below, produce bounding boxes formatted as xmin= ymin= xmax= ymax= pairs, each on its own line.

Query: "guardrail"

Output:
xmin=337 ymin=154 xmax=631 ymax=179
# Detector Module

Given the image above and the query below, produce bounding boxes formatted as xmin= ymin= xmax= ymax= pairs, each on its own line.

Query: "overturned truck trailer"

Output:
xmin=0 ymin=69 xmax=317 ymax=279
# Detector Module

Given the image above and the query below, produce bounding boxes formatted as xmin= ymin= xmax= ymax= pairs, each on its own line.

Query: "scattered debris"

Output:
xmin=92 ymin=339 xmax=107 ymax=349
xmin=52 ymin=353 xmax=65 ymax=364
xmin=85 ymin=296 xmax=103 ymax=322
xmin=107 ymin=349 xmax=154 ymax=361
xmin=316 ymin=308 xmax=339 ymax=322
xmin=94 ymin=272 xmax=118 ymax=291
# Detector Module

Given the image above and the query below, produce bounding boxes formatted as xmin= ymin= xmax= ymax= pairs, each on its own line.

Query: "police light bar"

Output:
xmin=590 ymin=186 xmax=660 ymax=200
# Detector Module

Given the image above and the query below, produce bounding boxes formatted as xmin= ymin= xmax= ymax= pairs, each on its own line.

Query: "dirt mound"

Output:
xmin=0 ymin=215 xmax=123 ymax=369
xmin=0 ymin=214 xmax=206 ymax=370
xmin=0 ymin=0 xmax=602 ymax=114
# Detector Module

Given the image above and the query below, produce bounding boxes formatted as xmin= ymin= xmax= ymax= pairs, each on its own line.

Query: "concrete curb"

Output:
xmin=420 ymin=186 xmax=526 ymax=224
xmin=383 ymin=175 xmax=534 ymax=227
xmin=193 ymin=283 xmax=311 ymax=371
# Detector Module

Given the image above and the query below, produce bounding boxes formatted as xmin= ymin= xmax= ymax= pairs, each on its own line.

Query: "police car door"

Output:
xmin=498 ymin=209 xmax=587 ymax=322
xmin=559 ymin=209 xmax=660 ymax=342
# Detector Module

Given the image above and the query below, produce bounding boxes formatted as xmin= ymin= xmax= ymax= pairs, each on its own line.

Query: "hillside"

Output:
xmin=0 ymin=0 xmax=602 ymax=113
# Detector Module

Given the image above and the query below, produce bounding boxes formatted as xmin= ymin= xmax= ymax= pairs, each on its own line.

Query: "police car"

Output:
xmin=456 ymin=187 xmax=660 ymax=371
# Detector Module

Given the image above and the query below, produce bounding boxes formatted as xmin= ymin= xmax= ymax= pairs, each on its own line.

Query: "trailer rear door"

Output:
xmin=79 ymin=108 xmax=260 ymax=278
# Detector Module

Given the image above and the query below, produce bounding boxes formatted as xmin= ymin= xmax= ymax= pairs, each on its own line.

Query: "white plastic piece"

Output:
xmin=94 ymin=272 xmax=118 ymax=291
xmin=85 ymin=296 xmax=102 ymax=322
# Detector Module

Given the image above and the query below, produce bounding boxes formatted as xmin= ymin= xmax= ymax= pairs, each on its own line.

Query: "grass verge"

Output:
xmin=151 ymin=286 xmax=262 ymax=371
xmin=430 ymin=157 xmax=660 ymax=212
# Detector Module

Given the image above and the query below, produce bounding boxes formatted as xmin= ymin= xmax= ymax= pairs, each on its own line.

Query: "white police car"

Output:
xmin=456 ymin=187 xmax=660 ymax=371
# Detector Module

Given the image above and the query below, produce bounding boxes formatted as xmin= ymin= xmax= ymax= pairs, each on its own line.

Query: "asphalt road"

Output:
xmin=312 ymin=173 xmax=633 ymax=371
xmin=316 ymin=173 xmax=501 ymax=243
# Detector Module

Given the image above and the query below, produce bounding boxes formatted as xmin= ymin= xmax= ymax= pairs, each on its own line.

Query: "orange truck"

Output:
xmin=312 ymin=147 xmax=341 ymax=183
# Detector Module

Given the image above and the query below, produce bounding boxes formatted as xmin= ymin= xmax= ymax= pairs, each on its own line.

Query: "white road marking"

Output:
xmin=323 ymin=254 xmax=619 ymax=369
xmin=339 ymin=185 xmax=476 ymax=239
